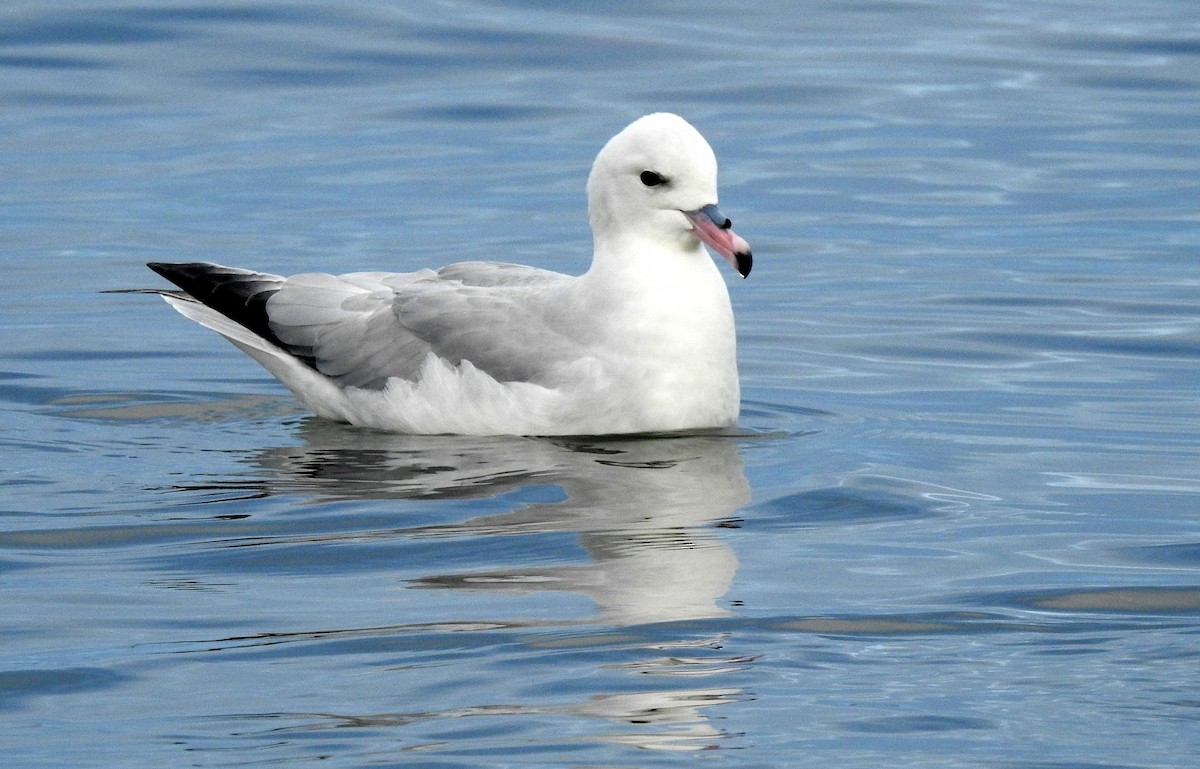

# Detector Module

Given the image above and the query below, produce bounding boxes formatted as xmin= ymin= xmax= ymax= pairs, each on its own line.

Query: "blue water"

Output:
xmin=3 ymin=1 xmax=1199 ymax=767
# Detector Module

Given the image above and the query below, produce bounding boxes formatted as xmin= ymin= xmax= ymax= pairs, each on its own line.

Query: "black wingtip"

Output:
xmin=147 ymin=261 xmax=236 ymax=288
xmin=145 ymin=261 xmax=295 ymax=358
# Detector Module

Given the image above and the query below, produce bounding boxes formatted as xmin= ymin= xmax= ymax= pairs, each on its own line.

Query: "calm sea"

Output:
xmin=2 ymin=1 xmax=1198 ymax=767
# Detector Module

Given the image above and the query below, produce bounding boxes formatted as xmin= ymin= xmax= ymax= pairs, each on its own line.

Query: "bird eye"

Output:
xmin=639 ymin=170 xmax=667 ymax=187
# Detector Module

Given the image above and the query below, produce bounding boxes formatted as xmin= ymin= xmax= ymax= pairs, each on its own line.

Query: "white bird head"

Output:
xmin=587 ymin=113 xmax=752 ymax=278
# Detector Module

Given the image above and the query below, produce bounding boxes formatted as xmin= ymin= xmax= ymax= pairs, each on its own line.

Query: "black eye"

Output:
xmin=640 ymin=170 xmax=667 ymax=187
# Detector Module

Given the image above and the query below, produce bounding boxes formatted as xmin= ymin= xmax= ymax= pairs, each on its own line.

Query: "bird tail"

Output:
xmin=143 ymin=262 xmax=349 ymax=420
xmin=147 ymin=262 xmax=288 ymax=347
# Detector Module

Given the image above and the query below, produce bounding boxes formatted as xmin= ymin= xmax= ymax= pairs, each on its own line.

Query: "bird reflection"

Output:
xmin=252 ymin=419 xmax=749 ymax=625
xmin=240 ymin=419 xmax=754 ymax=752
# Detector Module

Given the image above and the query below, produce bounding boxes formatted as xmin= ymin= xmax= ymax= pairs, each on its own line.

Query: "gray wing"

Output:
xmin=430 ymin=260 xmax=566 ymax=287
xmin=266 ymin=262 xmax=584 ymax=389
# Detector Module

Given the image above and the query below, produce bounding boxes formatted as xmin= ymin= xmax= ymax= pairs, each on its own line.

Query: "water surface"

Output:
xmin=2 ymin=1 xmax=1199 ymax=767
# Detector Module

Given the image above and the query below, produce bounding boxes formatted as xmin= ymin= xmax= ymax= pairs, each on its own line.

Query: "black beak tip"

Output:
xmin=736 ymin=250 xmax=752 ymax=278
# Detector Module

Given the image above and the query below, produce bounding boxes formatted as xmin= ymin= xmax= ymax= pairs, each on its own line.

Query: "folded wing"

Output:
xmin=154 ymin=261 xmax=586 ymax=391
